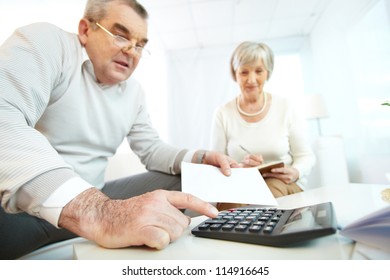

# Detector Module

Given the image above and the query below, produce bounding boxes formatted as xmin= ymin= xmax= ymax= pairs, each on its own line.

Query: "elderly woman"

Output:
xmin=211 ymin=41 xmax=315 ymax=208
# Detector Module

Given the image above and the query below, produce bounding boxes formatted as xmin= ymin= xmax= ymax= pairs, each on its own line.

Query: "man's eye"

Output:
xmin=116 ymin=35 xmax=128 ymax=42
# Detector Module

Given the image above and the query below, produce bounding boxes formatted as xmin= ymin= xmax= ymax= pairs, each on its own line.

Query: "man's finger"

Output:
xmin=166 ymin=191 xmax=218 ymax=218
xmin=140 ymin=226 xmax=171 ymax=250
xmin=219 ymin=156 xmax=232 ymax=176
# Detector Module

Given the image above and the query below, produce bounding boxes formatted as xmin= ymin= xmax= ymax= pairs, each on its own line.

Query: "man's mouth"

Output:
xmin=115 ymin=60 xmax=129 ymax=68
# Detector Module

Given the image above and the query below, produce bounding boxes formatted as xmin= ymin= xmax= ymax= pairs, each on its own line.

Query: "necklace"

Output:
xmin=236 ymin=92 xmax=267 ymax=117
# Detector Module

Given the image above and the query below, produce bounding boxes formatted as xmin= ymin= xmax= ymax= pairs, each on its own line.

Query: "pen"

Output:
xmin=239 ymin=145 xmax=252 ymax=154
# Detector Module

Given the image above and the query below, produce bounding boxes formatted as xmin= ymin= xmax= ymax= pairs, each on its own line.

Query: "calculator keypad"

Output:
xmin=192 ymin=202 xmax=337 ymax=247
xmin=199 ymin=207 xmax=284 ymax=235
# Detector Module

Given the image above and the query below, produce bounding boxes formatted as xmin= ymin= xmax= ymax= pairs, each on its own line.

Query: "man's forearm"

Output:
xmin=58 ymin=187 xmax=110 ymax=242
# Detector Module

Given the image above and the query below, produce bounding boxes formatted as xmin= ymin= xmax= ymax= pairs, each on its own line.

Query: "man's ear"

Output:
xmin=78 ymin=19 xmax=90 ymax=45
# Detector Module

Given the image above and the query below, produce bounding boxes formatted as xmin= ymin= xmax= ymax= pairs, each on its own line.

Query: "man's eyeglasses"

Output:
xmin=95 ymin=22 xmax=150 ymax=57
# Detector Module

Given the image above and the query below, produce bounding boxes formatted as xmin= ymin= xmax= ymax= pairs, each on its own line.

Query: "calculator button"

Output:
xmin=248 ymin=225 xmax=262 ymax=232
xmin=222 ymin=215 xmax=234 ymax=220
xmin=222 ymin=224 xmax=235 ymax=231
xmin=205 ymin=219 xmax=227 ymax=224
xmin=259 ymin=217 xmax=270 ymax=221
xmin=235 ymin=225 xmax=248 ymax=231
xmin=198 ymin=224 xmax=210 ymax=230
xmin=210 ymin=224 xmax=223 ymax=230
xmin=263 ymin=226 xmax=274 ymax=233
xmin=267 ymin=221 xmax=277 ymax=227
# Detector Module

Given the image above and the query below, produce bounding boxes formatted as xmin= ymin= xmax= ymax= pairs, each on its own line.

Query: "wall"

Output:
xmin=302 ymin=0 xmax=390 ymax=183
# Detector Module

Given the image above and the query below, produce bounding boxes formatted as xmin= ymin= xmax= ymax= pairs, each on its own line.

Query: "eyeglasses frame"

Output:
xmin=95 ymin=22 xmax=150 ymax=57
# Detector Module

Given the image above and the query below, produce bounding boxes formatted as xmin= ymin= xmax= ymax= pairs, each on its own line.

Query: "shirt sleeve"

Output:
xmin=39 ymin=177 xmax=94 ymax=227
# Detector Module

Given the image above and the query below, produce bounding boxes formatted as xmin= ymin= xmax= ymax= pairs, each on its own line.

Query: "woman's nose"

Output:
xmin=247 ymin=72 xmax=257 ymax=83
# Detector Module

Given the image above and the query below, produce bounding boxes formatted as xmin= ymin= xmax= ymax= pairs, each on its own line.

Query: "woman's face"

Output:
xmin=235 ymin=59 xmax=268 ymax=97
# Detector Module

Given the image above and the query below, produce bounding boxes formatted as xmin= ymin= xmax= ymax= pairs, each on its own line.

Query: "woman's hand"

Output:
xmin=262 ymin=166 xmax=299 ymax=184
xmin=239 ymin=154 xmax=264 ymax=168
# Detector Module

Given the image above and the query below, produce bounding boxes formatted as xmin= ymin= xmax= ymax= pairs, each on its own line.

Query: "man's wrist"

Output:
xmin=58 ymin=188 xmax=109 ymax=239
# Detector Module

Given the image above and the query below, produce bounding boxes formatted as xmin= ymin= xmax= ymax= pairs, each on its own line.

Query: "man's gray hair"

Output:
xmin=84 ymin=0 xmax=148 ymax=23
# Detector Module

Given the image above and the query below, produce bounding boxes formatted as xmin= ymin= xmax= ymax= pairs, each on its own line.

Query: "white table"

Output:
xmin=73 ymin=183 xmax=390 ymax=260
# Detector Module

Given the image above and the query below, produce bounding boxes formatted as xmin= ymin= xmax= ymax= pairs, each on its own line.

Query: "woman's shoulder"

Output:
xmin=270 ymin=94 xmax=295 ymax=109
xmin=215 ymin=98 xmax=236 ymax=114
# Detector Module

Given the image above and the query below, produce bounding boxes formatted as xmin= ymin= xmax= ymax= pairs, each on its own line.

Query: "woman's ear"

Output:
xmin=78 ymin=19 xmax=90 ymax=46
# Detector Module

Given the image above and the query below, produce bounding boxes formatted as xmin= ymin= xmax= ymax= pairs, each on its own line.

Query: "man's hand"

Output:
xmin=193 ymin=150 xmax=239 ymax=176
xmin=59 ymin=188 xmax=218 ymax=250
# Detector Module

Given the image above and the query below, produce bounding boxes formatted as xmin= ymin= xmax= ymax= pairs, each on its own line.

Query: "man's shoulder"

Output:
xmin=17 ymin=22 xmax=65 ymax=34
xmin=17 ymin=22 xmax=76 ymax=43
xmin=16 ymin=22 xmax=79 ymax=53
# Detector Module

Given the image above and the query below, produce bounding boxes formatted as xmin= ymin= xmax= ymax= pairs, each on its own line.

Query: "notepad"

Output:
xmin=181 ymin=162 xmax=277 ymax=206
xmin=256 ymin=161 xmax=285 ymax=175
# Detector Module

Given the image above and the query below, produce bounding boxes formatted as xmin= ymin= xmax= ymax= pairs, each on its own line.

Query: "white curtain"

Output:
xmin=166 ymin=46 xmax=238 ymax=150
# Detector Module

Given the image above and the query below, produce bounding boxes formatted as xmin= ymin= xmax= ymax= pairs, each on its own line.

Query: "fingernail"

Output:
xmin=210 ymin=206 xmax=219 ymax=216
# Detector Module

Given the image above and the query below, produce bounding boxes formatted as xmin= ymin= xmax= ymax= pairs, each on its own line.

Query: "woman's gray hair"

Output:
xmin=230 ymin=41 xmax=274 ymax=81
xmin=84 ymin=0 xmax=148 ymax=24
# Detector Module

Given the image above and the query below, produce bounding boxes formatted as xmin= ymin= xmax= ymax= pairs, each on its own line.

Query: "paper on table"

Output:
xmin=340 ymin=205 xmax=390 ymax=251
xmin=181 ymin=162 xmax=277 ymax=206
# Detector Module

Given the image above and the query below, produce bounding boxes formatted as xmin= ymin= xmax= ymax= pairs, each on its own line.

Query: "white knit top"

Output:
xmin=210 ymin=94 xmax=315 ymax=188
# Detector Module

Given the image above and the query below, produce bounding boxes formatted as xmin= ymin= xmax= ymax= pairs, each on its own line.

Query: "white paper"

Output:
xmin=181 ymin=162 xmax=278 ymax=206
xmin=340 ymin=205 xmax=390 ymax=251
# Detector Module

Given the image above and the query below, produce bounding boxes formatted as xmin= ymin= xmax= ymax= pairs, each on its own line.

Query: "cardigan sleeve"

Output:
xmin=0 ymin=23 xmax=78 ymax=214
xmin=125 ymin=85 xmax=186 ymax=174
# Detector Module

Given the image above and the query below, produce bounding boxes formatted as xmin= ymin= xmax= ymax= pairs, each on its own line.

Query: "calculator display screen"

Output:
xmin=279 ymin=206 xmax=323 ymax=234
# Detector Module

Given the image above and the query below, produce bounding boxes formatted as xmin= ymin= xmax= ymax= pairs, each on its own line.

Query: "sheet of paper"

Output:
xmin=181 ymin=162 xmax=278 ymax=206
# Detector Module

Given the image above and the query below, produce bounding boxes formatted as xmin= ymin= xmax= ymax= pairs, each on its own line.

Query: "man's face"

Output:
xmin=79 ymin=2 xmax=148 ymax=85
